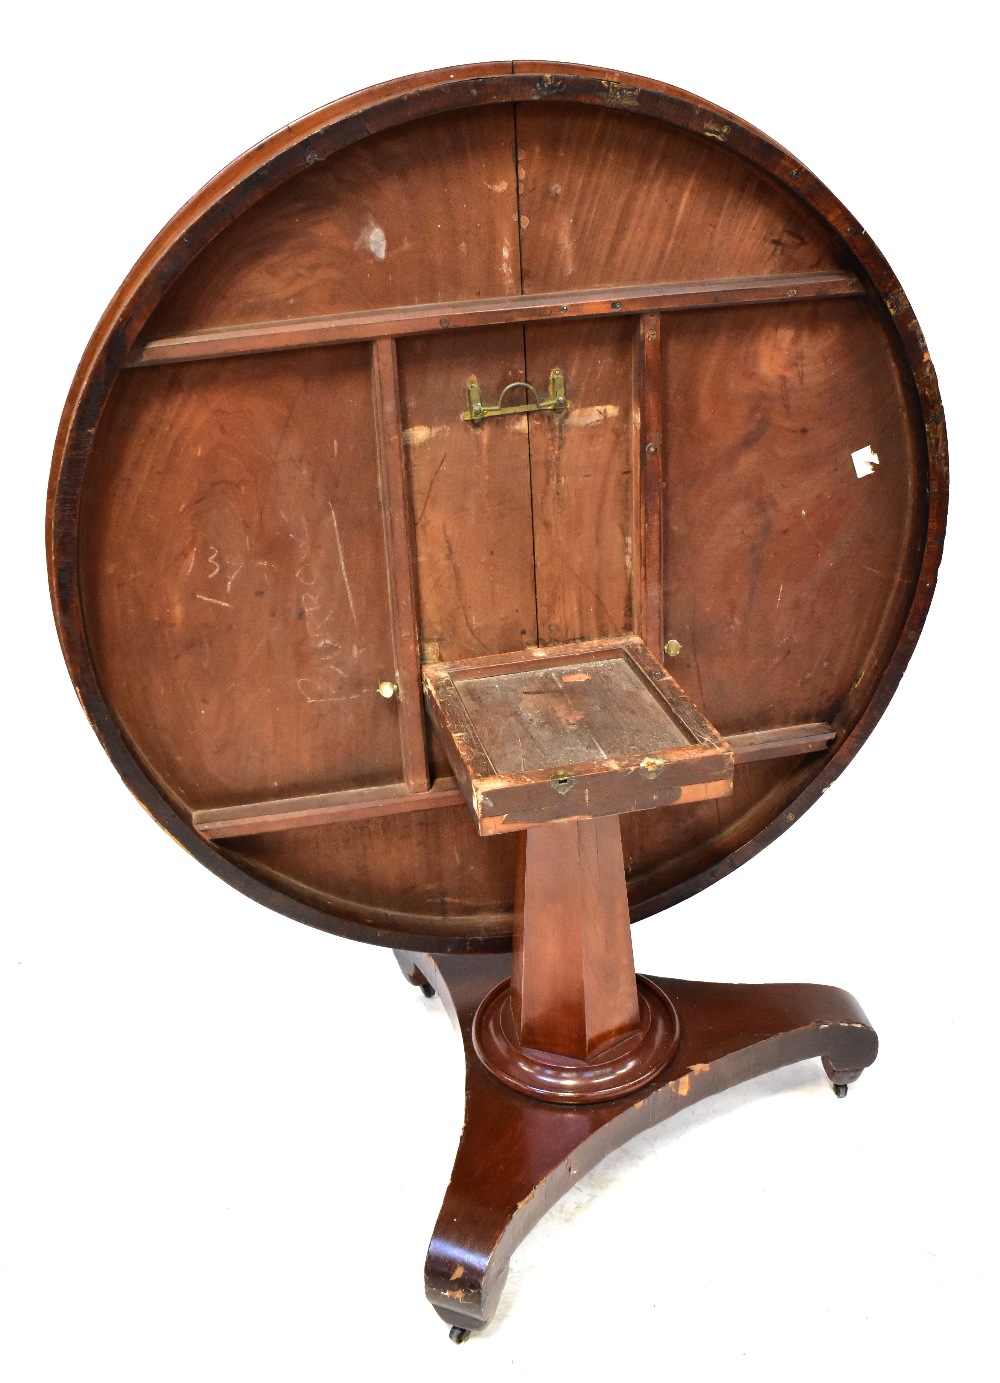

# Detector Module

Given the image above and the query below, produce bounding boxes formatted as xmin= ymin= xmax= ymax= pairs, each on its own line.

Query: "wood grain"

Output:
xmin=512 ymin=819 xmax=641 ymax=1058
xmin=658 ymin=298 xmax=920 ymax=737
xmin=78 ymin=346 xmax=402 ymax=807
xmin=514 ymin=101 xmax=842 ymax=291
xmin=142 ymin=104 xmax=527 ymax=337
xmin=422 ymin=638 xmax=732 ymax=835
xmin=524 ymin=318 xmax=635 ymax=643
xmin=397 ymin=327 xmax=538 ymax=666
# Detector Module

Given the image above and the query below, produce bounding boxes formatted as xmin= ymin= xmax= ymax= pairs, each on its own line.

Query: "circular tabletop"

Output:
xmin=47 ymin=61 xmax=947 ymax=952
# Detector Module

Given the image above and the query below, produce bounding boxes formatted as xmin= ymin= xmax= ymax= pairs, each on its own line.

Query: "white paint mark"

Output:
xmin=207 ymin=546 xmax=220 ymax=579
xmin=356 ymin=216 xmax=387 ymax=261
xmin=851 ymin=444 xmax=879 ymax=479
xmin=564 ymin=403 xmax=619 ymax=428
xmin=501 ymin=240 xmax=513 ymax=283
xmin=402 ymin=424 xmax=446 ymax=447
xmin=328 ymin=503 xmax=358 ymax=626
xmin=195 ymin=594 xmax=231 ymax=608
xmin=485 ymin=179 xmax=509 ymax=192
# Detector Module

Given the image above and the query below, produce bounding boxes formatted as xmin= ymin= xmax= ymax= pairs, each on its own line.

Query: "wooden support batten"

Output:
xmin=128 ymin=272 xmax=864 ymax=367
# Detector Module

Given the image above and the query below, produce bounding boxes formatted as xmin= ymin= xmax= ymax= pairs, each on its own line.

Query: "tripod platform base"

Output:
xmin=395 ymin=949 xmax=877 ymax=1337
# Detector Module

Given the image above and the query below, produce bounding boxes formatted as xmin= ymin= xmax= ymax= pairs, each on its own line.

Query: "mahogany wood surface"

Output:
xmin=48 ymin=61 xmax=947 ymax=951
xmin=396 ymin=949 xmax=877 ymax=1335
xmin=512 ymin=821 xmax=640 ymax=1054
xmin=473 ymin=817 xmax=681 ymax=1104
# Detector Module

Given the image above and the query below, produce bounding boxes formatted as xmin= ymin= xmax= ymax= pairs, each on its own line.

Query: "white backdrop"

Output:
xmin=3 ymin=5 xmax=994 ymax=1379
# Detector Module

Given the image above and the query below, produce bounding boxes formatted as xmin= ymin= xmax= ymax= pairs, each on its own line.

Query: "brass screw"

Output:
xmin=664 ymin=639 xmax=682 ymax=657
xmin=377 ymin=680 xmax=398 ymax=699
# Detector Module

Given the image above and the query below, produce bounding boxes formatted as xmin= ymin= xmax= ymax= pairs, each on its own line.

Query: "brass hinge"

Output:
xmin=462 ymin=367 xmax=570 ymax=424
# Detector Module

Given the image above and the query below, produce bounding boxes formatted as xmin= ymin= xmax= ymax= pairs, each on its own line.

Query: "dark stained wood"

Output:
xmin=401 ymin=950 xmax=877 ymax=1334
xmin=371 ymin=337 xmax=430 ymax=793
xmin=49 ymin=61 xmax=946 ymax=951
xmin=129 ymin=271 xmax=862 ymax=366
xmin=422 ymin=636 xmax=732 ymax=835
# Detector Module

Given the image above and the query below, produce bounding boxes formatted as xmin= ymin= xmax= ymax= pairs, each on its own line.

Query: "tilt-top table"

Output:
xmin=47 ymin=61 xmax=946 ymax=1339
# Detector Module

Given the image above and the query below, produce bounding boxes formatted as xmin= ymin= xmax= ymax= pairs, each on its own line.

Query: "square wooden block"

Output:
xmin=422 ymin=636 xmax=733 ymax=835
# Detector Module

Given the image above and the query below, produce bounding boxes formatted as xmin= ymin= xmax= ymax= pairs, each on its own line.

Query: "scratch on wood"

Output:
xmin=328 ymin=502 xmax=358 ymax=626
xmin=195 ymin=594 xmax=231 ymax=608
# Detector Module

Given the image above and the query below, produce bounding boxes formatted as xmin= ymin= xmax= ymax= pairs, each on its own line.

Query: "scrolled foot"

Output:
xmin=822 ymin=1055 xmax=869 ymax=1097
xmin=393 ymin=949 xmax=436 ymax=999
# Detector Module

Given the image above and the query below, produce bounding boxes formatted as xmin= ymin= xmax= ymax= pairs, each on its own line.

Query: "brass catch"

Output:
xmin=463 ymin=368 xmax=570 ymax=424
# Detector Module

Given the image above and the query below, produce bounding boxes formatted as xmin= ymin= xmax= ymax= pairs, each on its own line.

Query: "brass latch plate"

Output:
xmin=462 ymin=367 xmax=570 ymax=424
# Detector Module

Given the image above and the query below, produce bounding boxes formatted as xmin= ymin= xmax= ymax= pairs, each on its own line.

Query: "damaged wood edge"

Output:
xmin=473 ymin=777 xmax=734 ymax=836
xmin=191 ymin=723 xmax=835 ymax=839
xmin=126 ymin=272 xmax=864 ymax=367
